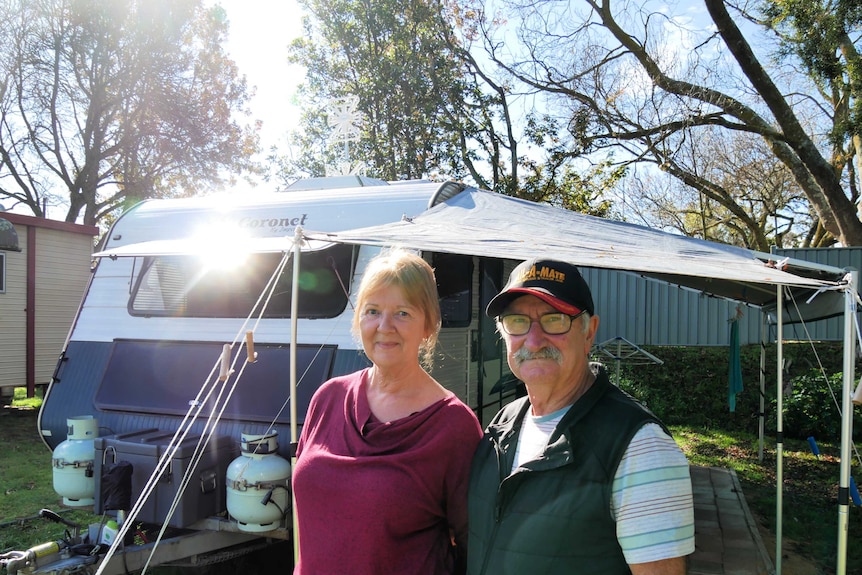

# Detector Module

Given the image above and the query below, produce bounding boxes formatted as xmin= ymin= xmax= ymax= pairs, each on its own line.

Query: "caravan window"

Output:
xmin=129 ymin=244 xmax=355 ymax=318
xmin=433 ymin=252 xmax=473 ymax=327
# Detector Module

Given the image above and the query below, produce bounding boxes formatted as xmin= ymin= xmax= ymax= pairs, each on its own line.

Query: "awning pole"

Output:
xmin=291 ymin=228 xmax=302 ymax=566
xmin=836 ymin=271 xmax=857 ymax=575
xmin=759 ymin=313 xmax=766 ymax=463
xmin=775 ymin=285 xmax=784 ymax=575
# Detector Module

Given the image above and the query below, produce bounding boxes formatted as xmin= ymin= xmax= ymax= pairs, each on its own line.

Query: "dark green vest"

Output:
xmin=467 ymin=366 xmax=663 ymax=575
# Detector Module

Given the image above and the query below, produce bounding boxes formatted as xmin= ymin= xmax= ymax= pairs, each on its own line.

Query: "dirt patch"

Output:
xmin=752 ymin=512 xmax=819 ymax=575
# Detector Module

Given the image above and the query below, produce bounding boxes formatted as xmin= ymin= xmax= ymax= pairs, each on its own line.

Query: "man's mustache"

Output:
xmin=513 ymin=346 xmax=563 ymax=365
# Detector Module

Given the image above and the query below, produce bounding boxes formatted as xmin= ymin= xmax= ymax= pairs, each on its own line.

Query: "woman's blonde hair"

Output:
xmin=352 ymin=248 xmax=441 ymax=370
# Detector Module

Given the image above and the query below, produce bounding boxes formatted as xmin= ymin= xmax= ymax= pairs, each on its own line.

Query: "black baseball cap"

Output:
xmin=486 ymin=259 xmax=594 ymax=318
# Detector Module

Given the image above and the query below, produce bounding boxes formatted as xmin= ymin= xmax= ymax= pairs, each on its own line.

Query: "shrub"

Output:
xmin=613 ymin=342 xmax=854 ymax=439
xmin=771 ymin=369 xmax=862 ymax=442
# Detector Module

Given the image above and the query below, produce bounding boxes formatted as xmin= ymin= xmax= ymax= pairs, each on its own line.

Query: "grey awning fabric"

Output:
xmin=305 ymin=187 xmax=847 ymax=318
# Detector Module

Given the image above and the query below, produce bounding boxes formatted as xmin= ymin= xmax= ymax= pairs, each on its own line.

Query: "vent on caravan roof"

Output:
xmin=428 ymin=182 xmax=467 ymax=209
xmin=285 ymin=175 xmax=389 ymax=190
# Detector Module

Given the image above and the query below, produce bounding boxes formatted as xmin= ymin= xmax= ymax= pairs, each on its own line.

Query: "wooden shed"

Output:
xmin=0 ymin=213 xmax=98 ymax=400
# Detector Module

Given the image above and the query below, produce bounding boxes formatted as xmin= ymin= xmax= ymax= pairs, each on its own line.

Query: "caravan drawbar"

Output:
xmin=37 ymin=178 xmax=518 ymax=570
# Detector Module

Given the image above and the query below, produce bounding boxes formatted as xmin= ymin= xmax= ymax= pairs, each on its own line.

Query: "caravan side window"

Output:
xmin=433 ymin=252 xmax=473 ymax=328
xmin=129 ymin=244 xmax=356 ymax=318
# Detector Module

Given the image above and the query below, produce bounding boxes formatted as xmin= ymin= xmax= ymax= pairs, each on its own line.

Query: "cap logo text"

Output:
xmin=517 ymin=264 xmax=565 ymax=284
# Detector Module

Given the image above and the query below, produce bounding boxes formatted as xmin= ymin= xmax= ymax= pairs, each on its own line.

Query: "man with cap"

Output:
xmin=467 ymin=259 xmax=694 ymax=575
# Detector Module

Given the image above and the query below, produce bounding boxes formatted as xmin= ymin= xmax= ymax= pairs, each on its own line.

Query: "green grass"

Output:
xmin=0 ymin=393 xmax=99 ymax=555
xmin=9 ymin=387 xmax=43 ymax=410
xmin=2 ymin=388 xmax=51 ymax=519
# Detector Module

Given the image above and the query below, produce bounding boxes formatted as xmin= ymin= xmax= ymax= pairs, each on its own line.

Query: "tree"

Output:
xmin=285 ymin=0 xmax=487 ymax=183
xmin=0 ymin=0 xmax=259 ymax=226
xmin=466 ymin=0 xmax=862 ymax=246
xmin=758 ymin=0 xmax=862 ymax=243
xmin=623 ymin=128 xmax=812 ymax=249
xmin=280 ymin=0 xmax=619 ymax=215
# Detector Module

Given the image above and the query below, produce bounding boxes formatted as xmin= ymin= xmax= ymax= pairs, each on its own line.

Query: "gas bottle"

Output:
xmin=226 ymin=431 xmax=291 ymax=532
xmin=52 ymin=416 xmax=98 ymax=506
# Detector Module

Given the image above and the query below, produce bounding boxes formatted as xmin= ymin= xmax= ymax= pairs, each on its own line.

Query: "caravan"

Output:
xmin=37 ymin=177 xmax=518 ymax=570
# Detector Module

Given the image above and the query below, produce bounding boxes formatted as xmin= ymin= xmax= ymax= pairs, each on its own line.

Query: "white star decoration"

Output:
xmin=327 ymin=95 xmax=362 ymax=144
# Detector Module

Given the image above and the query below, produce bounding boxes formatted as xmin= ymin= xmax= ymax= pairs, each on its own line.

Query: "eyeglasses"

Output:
xmin=497 ymin=311 xmax=584 ymax=336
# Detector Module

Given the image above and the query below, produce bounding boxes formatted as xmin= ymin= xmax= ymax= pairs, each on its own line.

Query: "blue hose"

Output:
xmin=851 ymin=477 xmax=862 ymax=507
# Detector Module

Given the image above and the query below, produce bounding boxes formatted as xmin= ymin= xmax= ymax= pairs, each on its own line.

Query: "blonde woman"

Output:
xmin=293 ymin=249 xmax=482 ymax=574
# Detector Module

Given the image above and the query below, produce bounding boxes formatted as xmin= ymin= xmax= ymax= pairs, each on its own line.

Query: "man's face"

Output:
xmin=500 ymin=294 xmax=598 ymax=390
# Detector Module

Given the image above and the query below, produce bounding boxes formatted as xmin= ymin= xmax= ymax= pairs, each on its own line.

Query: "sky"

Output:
xmin=216 ymin=0 xmax=306 ymax=152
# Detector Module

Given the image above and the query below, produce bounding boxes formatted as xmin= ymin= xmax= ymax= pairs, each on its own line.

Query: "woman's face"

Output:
xmin=359 ymin=283 xmax=430 ymax=372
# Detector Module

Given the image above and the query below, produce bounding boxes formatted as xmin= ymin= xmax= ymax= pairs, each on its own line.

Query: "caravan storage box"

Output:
xmin=94 ymin=429 xmax=237 ymax=528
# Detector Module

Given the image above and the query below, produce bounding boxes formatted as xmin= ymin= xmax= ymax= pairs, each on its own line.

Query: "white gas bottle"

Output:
xmin=226 ymin=431 xmax=291 ymax=532
xmin=52 ymin=416 xmax=98 ymax=506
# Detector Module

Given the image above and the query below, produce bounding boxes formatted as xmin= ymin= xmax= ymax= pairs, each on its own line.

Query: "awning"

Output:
xmin=304 ymin=187 xmax=848 ymax=319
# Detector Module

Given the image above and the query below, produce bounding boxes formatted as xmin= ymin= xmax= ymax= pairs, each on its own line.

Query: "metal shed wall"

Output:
xmin=581 ymin=267 xmax=762 ymax=347
xmin=773 ymin=247 xmax=862 ymax=342
xmin=34 ymin=226 xmax=94 ymax=384
xmin=580 ymin=247 xmax=860 ymax=347
xmin=0 ymin=231 xmax=27 ymax=388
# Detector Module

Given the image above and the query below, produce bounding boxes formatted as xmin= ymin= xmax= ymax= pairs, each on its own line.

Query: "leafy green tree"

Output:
xmin=0 ymin=0 xmax=259 ymax=226
xmin=281 ymin=0 xmax=619 ymax=214
xmin=758 ymin=0 xmax=862 ymax=243
xmin=286 ymin=0 xmax=480 ymax=182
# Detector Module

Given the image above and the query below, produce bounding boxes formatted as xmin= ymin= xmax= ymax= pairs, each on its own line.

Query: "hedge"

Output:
xmin=612 ymin=342 xmax=860 ymax=441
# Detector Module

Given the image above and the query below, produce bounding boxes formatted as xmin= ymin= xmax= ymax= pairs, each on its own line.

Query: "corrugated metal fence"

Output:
xmin=582 ymin=247 xmax=861 ymax=347
xmin=775 ymin=247 xmax=861 ymax=342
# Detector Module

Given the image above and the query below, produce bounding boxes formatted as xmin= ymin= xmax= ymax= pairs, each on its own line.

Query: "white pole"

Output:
xmin=759 ymin=313 xmax=766 ymax=463
xmin=836 ymin=271 xmax=857 ymax=575
xmin=775 ymin=285 xmax=784 ymax=575
xmin=290 ymin=228 xmax=302 ymax=566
